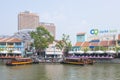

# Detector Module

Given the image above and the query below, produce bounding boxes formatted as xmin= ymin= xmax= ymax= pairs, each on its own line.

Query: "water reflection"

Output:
xmin=0 ymin=63 xmax=120 ymax=80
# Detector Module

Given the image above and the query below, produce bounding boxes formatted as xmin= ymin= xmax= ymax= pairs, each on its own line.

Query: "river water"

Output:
xmin=0 ymin=63 xmax=120 ymax=80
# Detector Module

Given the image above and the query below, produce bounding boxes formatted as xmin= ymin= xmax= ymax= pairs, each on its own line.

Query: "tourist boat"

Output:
xmin=6 ymin=58 xmax=33 ymax=66
xmin=61 ymin=57 xmax=94 ymax=65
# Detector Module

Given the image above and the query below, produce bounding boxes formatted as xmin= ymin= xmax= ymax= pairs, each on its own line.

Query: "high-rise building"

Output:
xmin=18 ymin=11 xmax=56 ymax=38
xmin=18 ymin=11 xmax=39 ymax=30
xmin=39 ymin=22 xmax=56 ymax=38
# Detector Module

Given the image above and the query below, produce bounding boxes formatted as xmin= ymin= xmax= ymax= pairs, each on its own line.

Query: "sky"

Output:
xmin=0 ymin=0 xmax=120 ymax=44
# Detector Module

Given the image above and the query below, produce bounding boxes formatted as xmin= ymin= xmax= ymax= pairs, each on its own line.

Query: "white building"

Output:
xmin=45 ymin=41 xmax=63 ymax=58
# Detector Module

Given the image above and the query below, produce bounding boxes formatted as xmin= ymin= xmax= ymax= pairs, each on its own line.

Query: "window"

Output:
xmin=15 ymin=42 xmax=21 ymax=46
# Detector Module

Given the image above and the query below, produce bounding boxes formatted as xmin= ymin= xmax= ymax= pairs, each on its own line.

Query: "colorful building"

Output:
xmin=0 ymin=38 xmax=24 ymax=56
xmin=73 ymin=28 xmax=120 ymax=52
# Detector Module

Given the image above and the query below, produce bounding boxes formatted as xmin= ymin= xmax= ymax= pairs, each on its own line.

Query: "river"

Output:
xmin=0 ymin=63 xmax=120 ymax=80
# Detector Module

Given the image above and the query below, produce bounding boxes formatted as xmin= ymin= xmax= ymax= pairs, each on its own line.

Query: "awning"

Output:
xmin=26 ymin=52 xmax=33 ymax=54
xmin=46 ymin=51 xmax=62 ymax=55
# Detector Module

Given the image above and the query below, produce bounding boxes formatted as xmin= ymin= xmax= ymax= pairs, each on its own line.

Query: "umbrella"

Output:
xmin=105 ymin=50 xmax=116 ymax=54
xmin=0 ymin=50 xmax=8 ymax=54
xmin=95 ymin=50 xmax=105 ymax=54
xmin=68 ymin=51 xmax=74 ymax=54
xmin=74 ymin=50 xmax=84 ymax=54
xmin=12 ymin=50 xmax=22 ymax=54
xmin=86 ymin=51 xmax=94 ymax=54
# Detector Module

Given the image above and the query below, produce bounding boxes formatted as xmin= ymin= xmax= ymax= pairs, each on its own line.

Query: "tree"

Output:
xmin=30 ymin=26 xmax=54 ymax=57
xmin=55 ymin=34 xmax=72 ymax=57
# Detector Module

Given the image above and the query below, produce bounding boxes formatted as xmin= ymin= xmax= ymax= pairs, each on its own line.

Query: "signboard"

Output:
xmin=90 ymin=29 xmax=118 ymax=35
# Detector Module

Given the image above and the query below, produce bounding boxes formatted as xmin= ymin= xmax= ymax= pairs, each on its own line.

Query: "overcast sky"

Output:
xmin=0 ymin=0 xmax=120 ymax=44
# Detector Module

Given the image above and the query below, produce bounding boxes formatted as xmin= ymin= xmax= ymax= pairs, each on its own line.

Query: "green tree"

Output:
xmin=30 ymin=26 xmax=54 ymax=57
xmin=56 ymin=34 xmax=72 ymax=57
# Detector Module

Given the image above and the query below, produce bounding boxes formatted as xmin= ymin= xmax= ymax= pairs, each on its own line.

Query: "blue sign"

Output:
xmin=90 ymin=29 xmax=99 ymax=35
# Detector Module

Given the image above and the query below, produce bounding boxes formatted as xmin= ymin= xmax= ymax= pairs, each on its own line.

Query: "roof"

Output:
xmin=90 ymin=42 xmax=99 ymax=46
xmin=76 ymin=32 xmax=85 ymax=36
xmin=0 ymin=38 xmax=22 ymax=43
xmin=75 ymin=42 xmax=83 ymax=46
xmin=82 ymin=42 xmax=90 ymax=47
xmin=99 ymin=41 xmax=108 ymax=46
xmin=108 ymin=40 xmax=116 ymax=46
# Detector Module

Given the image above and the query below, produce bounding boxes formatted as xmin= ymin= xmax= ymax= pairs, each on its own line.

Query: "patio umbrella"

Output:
xmin=0 ymin=50 xmax=8 ymax=54
xmin=12 ymin=50 xmax=22 ymax=54
xmin=95 ymin=50 xmax=105 ymax=54
xmin=105 ymin=50 xmax=116 ymax=54
xmin=68 ymin=51 xmax=74 ymax=54
xmin=86 ymin=51 xmax=94 ymax=54
xmin=74 ymin=50 xmax=84 ymax=54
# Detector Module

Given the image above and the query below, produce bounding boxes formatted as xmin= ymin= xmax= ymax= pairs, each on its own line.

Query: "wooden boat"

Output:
xmin=61 ymin=57 xmax=94 ymax=65
xmin=6 ymin=58 xmax=33 ymax=66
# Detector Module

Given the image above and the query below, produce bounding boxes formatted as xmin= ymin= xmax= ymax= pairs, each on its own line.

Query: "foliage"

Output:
xmin=55 ymin=34 xmax=72 ymax=56
xmin=0 ymin=48 xmax=4 ymax=51
xmin=30 ymin=26 xmax=54 ymax=56
xmin=83 ymin=47 xmax=89 ymax=53
xmin=94 ymin=46 xmax=107 ymax=51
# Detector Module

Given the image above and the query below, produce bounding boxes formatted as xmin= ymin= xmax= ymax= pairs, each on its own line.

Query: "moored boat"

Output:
xmin=61 ymin=57 xmax=94 ymax=65
xmin=6 ymin=58 xmax=33 ymax=66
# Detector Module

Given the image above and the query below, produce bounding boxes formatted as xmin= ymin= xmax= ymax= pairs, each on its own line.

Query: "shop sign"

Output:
xmin=90 ymin=29 xmax=117 ymax=35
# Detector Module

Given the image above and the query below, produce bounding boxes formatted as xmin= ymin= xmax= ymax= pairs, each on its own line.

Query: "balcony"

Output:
xmin=0 ymin=45 xmax=6 ymax=48
xmin=14 ymin=45 xmax=23 ymax=48
xmin=7 ymin=45 xmax=14 ymax=48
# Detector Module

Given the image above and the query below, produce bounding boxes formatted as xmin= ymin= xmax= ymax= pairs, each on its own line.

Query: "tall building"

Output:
xmin=18 ymin=11 xmax=56 ymax=38
xmin=39 ymin=22 xmax=56 ymax=38
xmin=18 ymin=11 xmax=39 ymax=30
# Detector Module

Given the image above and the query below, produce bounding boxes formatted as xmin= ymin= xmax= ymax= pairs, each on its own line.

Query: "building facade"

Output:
xmin=18 ymin=11 xmax=39 ymax=30
xmin=73 ymin=28 xmax=120 ymax=52
xmin=0 ymin=38 xmax=24 ymax=56
xmin=45 ymin=41 xmax=63 ymax=58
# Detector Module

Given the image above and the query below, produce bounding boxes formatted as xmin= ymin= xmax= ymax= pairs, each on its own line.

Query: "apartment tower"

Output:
xmin=18 ymin=11 xmax=39 ymax=30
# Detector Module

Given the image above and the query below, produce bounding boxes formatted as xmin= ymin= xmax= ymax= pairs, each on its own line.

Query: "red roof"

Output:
xmin=0 ymin=38 xmax=22 ymax=42
xmin=90 ymin=42 xmax=99 ymax=46
xmin=99 ymin=41 xmax=108 ymax=46
xmin=75 ymin=42 xmax=83 ymax=46
xmin=82 ymin=42 xmax=90 ymax=47
xmin=108 ymin=40 xmax=116 ymax=46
